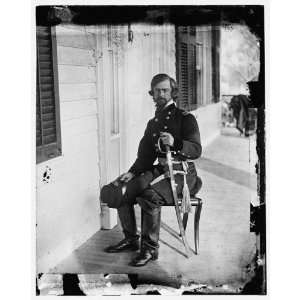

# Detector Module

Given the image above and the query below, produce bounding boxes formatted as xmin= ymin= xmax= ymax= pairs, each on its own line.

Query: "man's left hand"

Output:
xmin=160 ymin=132 xmax=174 ymax=147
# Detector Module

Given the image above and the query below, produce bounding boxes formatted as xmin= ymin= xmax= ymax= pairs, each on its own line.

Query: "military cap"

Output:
xmin=100 ymin=171 xmax=154 ymax=208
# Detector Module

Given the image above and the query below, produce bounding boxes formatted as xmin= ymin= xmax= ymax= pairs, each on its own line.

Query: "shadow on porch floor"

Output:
xmin=51 ymin=213 xmax=253 ymax=289
xmin=50 ymin=224 xmax=190 ymax=288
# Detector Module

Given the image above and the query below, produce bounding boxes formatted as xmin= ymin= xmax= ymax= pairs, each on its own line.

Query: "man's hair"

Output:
xmin=148 ymin=73 xmax=179 ymax=99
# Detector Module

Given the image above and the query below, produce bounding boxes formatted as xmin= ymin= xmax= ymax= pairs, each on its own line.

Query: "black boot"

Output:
xmin=105 ymin=203 xmax=139 ymax=253
xmin=130 ymin=207 xmax=161 ymax=267
xmin=105 ymin=237 xmax=139 ymax=253
xmin=129 ymin=248 xmax=158 ymax=267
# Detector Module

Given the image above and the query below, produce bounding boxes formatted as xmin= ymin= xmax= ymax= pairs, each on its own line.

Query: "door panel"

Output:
xmin=96 ymin=25 xmax=126 ymax=228
xmin=108 ymin=137 xmax=120 ymax=182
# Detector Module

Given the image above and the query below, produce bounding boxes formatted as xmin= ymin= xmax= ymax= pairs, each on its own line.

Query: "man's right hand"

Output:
xmin=119 ymin=172 xmax=135 ymax=183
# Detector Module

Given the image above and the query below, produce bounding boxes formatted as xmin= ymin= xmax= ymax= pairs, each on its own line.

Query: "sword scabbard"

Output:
xmin=165 ymin=145 xmax=193 ymax=258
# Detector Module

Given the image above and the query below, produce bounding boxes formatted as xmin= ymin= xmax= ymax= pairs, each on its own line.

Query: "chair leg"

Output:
xmin=183 ymin=213 xmax=189 ymax=231
xmin=179 ymin=212 xmax=189 ymax=237
xmin=194 ymin=199 xmax=203 ymax=254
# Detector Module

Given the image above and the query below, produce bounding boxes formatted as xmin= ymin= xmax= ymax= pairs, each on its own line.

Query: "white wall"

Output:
xmin=197 ymin=26 xmax=213 ymax=105
xmin=194 ymin=26 xmax=221 ymax=147
xmin=192 ymin=102 xmax=222 ymax=148
xmin=36 ymin=25 xmax=101 ymax=272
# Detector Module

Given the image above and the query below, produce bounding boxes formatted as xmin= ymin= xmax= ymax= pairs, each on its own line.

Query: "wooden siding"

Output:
xmin=57 ymin=46 xmax=95 ymax=66
xmin=61 ymin=115 xmax=98 ymax=138
xmin=58 ymin=65 xmax=96 ymax=84
xmin=60 ymin=99 xmax=97 ymax=121
xmin=59 ymin=83 xmax=97 ymax=101
xmin=36 ymin=25 xmax=100 ymax=272
xmin=55 ymin=26 xmax=96 ymax=49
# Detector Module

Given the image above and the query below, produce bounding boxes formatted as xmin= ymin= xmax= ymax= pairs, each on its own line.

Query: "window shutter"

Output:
xmin=189 ymin=44 xmax=196 ymax=105
xmin=36 ymin=26 xmax=61 ymax=163
xmin=178 ymin=42 xmax=189 ymax=109
xmin=176 ymin=26 xmax=196 ymax=110
xmin=211 ymin=26 xmax=220 ymax=102
xmin=36 ymin=72 xmax=42 ymax=147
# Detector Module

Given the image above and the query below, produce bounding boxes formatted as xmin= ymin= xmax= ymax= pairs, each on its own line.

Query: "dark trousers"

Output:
xmin=117 ymin=162 xmax=201 ymax=251
xmin=117 ymin=187 xmax=164 ymax=251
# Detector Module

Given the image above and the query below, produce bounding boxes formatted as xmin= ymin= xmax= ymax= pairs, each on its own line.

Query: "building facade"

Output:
xmin=36 ymin=23 xmax=221 ymax=272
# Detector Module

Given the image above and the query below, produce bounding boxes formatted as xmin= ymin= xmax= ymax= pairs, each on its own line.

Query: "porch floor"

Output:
xmin=51 ymin=127 xmax=258 ymax=288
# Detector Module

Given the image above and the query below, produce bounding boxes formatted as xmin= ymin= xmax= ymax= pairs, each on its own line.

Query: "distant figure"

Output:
xmin=221 ymin=100 xmax=234 ymax=127
xmin=229 ymin=94 xmax=250 ymax=135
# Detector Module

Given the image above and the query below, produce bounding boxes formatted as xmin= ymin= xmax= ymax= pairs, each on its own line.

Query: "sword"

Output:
xmin=164 ymin=144 xmax=193 ymax=258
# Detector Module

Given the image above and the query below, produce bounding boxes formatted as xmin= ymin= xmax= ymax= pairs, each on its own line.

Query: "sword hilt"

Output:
xmin=157 ymin=137 xmax=176 ymax=156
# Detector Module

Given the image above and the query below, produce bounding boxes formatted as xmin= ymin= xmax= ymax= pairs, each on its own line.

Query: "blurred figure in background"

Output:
xmin=229 ymin=94 xmax=256 ymax=137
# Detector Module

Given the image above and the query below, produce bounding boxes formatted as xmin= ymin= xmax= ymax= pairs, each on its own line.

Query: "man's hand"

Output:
xmin=119 ymin=172 xmax=135 ymax=183
xmin=160 ymin=132 xmax=174 ymax=147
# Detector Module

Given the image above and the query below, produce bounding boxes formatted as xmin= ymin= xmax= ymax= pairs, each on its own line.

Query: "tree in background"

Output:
xmin=221 ymin=25 xmax=260 ymax=95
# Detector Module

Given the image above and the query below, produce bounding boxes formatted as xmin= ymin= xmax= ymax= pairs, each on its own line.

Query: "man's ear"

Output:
xmin=148 ymin=90 xmax=153 ymax=96
xmin=171 ymin=87 xmax=179 ymax=99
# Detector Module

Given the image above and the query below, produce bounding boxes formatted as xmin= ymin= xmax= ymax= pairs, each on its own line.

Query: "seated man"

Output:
xmin=103 ymin=73 xmax=202 ymax=267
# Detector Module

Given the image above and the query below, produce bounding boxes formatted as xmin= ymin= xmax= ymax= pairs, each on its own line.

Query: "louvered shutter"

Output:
xmin=189 ymin=44 xmax=197 ymax=105
xmin=178 ymin=42 xmax=189 ymax=109
xmin=36 ymin=26 xmax=61 ymax=163
xmin=176 ymin=26 xmax=197 ymax=110
xmin=211 ymin=26 xmax=220 ymax=103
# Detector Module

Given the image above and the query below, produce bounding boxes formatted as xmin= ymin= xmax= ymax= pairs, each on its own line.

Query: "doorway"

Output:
xmin=96 ymin=25 xmax=126 ymax=229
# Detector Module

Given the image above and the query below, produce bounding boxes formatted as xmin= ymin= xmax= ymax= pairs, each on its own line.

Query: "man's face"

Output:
xmin=152 ymin=79 xmax=172 ymax=109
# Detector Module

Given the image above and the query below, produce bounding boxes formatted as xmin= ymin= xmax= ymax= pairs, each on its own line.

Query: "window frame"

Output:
xmin=36 ymin=26 xmax=62 ymax=164
xmin=176 ymin=25 xmax=221 ymax=111
xmin=195 ymin=42 xmax=204 ymax=106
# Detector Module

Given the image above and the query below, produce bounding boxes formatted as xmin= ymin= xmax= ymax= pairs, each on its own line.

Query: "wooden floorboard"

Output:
xmin=52 ymin=223 xmax=254 ymax=287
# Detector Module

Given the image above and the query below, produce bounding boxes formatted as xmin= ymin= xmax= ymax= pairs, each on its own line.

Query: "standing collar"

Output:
xmin=163 ymin=99 xmax=176 ymax=109
xmin=155 ymin=101 xmax=176 ymax=117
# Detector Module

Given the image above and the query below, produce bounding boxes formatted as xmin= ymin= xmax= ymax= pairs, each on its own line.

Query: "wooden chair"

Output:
xmin=164 ymin=196 xmax=203 ymax=255
xmin=154 ymin=140 xmax=203 ymax=256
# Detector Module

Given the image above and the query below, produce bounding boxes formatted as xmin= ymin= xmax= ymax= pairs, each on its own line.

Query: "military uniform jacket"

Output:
xmin=128 ymin=102 xmax=202 ymax=202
